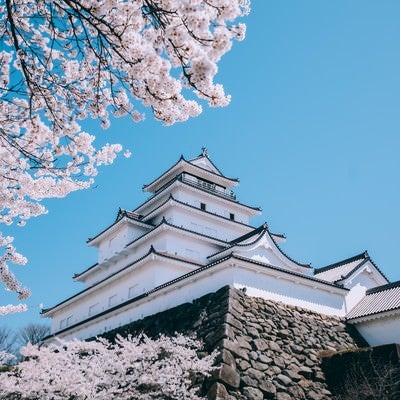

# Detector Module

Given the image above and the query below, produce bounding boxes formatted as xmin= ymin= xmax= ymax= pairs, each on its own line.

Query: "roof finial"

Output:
xmin=201 ymin=147 xmax=208 ymax=157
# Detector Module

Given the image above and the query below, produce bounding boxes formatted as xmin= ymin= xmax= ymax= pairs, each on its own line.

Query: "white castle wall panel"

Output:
xmin=354 ymin=314 xmax=400 ymax=346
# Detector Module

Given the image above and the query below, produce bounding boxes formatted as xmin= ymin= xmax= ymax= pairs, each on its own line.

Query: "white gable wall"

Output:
xmin=343 ymin=263 xmax=389 ymax=312
xmin=189 ymin=156 xmax=220 ymax=174
xmin=352 ymin=312 xmax=400 ymax=346
xmin=234 ymin=247 xmax=296 ymax=271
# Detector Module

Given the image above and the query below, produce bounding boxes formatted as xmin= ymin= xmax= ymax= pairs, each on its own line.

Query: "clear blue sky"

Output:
xmin=3 ymin=1 xmax=400 ymax=331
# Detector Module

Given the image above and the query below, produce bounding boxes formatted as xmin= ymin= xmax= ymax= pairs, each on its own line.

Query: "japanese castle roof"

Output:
xmin=142 ymin=150 xmax=239 ymax=193
xmin=86 ymin=208 xmax=153 ymax=246
xmin=313 ymin=251 xmax=388 ymax=283
xmin=346 ymin=280 xmax=400 ymax=321
xmin=208 ymin=223 xmax=311 ymax=269
xmin=74 ymin=216 xmax=230 ymax=280
xmin=135 ymin=173 xmax=261 ymax=215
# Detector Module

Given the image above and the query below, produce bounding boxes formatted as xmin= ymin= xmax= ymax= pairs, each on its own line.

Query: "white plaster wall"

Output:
xmin=345 ymin=283 xmax=367 ymax=313
xmin=49 ymin=267 xmax=234 ymax=341
xmin=48 ymin=260 xmax=348 ymax=342
xmin=82 ymin=230 xmax=169 ymax=287
xmin=50 ymin=265 xmax=157 ymax=333
xmin=50 ymin=258 xmax=196 ymax=334
xmin=173 ymin=185 xmax=253 ymax=225
xmin=231 ymin=265 xmax=346 ymax=317
xmin=163 ymin=232 xmax=221 ymax=263
xmin=158 ymin=206 xmax=250 ymax=243
xmin=97 ymin=223 xmax=149 ymax=264
xmin=354 ymin=314 xmax=400 ymax=346
xmin=343 ymin=268 xmax=387 ymax=313
xmin=77 ymin=221 xmax=224 ymax=288
xmin=344 ymin=267 xmax=385 ymax=291
xmin=234 ymin=246 xmax=296 ymax=272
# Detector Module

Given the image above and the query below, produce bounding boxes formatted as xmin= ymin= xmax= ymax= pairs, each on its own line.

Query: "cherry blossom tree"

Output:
xmin=0 ymin=0 xmax=250 ymax=312
xmin=0 ymin=334 xmax=216 ymax=399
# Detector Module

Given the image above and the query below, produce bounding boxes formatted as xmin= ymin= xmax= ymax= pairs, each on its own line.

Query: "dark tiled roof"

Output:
xmin=314 ymin=251 xmax=368 ymax=274
xmin=134 ymin=175 xmax=261 ymax=215
xmin=367 ymin=280 xmax=400 ymax=295
xmin=73 ymin=262 xmax=98 ymax=280
xmin=115 ymin=209 xmax=143 ymax=222
xmin=142 ymin=155 xmax=239 ymax=191
xmin=229 ymin=224 xmax=268 ymax=245
xmin=347 ymin=280 xmax=400 ymax=320
xmin=314 ymin=251 xmax=389 ymax=284
xmin=87 ymin=209 xmax=153 ymax=244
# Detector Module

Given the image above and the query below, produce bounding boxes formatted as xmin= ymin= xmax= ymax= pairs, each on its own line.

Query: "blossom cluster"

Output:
xmin=0 ymin=350 xmax=15 ymax=364
xmin=0 ymin=0 xmax=249 ymax=312
xmin=0 ymin=334 xmax=216 ymax=399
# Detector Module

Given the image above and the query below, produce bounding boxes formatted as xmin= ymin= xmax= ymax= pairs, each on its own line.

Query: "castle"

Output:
xmin=42 ymin=149 xmax=400 ymax=347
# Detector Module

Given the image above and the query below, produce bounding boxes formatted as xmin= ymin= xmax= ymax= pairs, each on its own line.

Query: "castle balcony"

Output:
xmin=180 ymin=173 xmax=236 ymax=201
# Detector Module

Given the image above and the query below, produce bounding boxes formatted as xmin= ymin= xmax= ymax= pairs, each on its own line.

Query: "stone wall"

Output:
xmin=212 ymin=288 xmax=362 ymax=400
xmin=101 ymin=286 xmax=362 ymax=399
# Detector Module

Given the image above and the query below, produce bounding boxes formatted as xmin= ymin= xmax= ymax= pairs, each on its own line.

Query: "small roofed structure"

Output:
xmin=346 ymin=280 xmax=400 ymax=346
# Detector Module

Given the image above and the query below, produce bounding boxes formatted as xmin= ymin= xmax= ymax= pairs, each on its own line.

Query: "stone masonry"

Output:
xmin=101 ymin=286 xmax=362 ymax=399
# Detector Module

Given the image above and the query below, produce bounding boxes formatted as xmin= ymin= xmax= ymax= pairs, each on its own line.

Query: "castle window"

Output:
xmin=128 ymin=285 xmax=139 ymax=298
xmin=200 ymin=202 xmax=206 ymax=211
xmin=89 ymin=303 xmax=99 ymax=316
xmin=59 ymin=319 xmax=66 ymax=329
xmin=230 ymin=213 xmax=235 ymax=221
xmin=108 ymin=295 xmax=117 ymax=307
xmin=66 ymin=316 xmax=73 ymax=326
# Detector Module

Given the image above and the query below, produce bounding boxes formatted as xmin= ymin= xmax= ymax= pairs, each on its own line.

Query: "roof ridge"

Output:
xmin=87 ymin=210 xmax=153 ymax=244
xmin=229 ymin=223 xmax=268 ymax=244
xmin=266 ymin=228 xmax=311 ymax=268
xmin=188 ymin=147 xmax=225 ymax=176
xmin=314 ymin=251 xmax=368 ymax=274
xmin=333 ymin=258 xmax=369 ymax=283
xmin=366 ymin=279 xmax=400 ymax=295
xmin=142 ymin=153 xmax=239 ymax=191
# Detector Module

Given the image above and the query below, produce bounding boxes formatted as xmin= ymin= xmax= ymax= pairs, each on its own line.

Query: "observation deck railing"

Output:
xmin=180 ymin=173 xmax=236 ymax=201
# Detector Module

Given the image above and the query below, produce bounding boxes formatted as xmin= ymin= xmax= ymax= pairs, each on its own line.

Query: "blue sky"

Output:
xmin=3 ymin=1 xmax=400 ymax=331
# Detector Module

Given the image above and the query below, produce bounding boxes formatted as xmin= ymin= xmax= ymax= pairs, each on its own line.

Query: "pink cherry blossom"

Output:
xmin=0 ymin=0 xmax=250 ymax=312
xmin=0 ymin=334 xmax=216 ymax=399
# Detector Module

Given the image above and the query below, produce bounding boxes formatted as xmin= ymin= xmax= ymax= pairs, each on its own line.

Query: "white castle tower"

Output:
xmin=42 ymin=150 xmax=399 ymax=346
